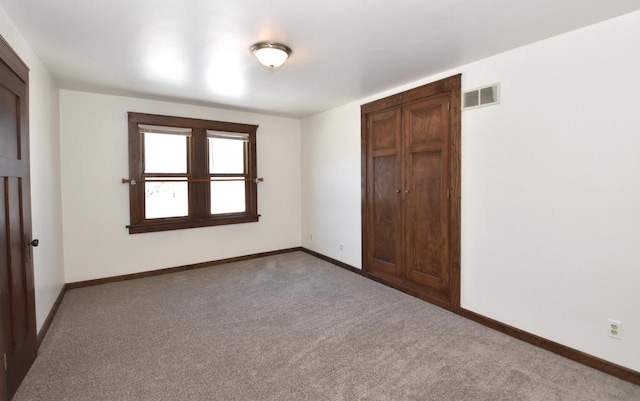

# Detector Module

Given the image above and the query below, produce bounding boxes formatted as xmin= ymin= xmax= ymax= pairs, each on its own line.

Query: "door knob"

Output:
xmin=395 ymin=189 xmax=401 ymax=193
xmin=404 ymin=190 xmax=411 ymax=194
xmin=29 ymin=239 xmax=39 ymax=247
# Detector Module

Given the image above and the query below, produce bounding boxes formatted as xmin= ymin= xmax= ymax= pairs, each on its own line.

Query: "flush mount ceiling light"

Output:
xmin=250 ymin=42 xmax=292 ymax=69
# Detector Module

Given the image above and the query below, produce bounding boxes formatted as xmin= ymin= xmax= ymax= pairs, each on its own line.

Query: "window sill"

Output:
xmin=127 ymin=214 xmax=260 ymax=234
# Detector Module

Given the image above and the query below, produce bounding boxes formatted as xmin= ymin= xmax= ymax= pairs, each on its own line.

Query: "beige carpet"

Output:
xmin=15 ymin=252 xmax=640 ymax=400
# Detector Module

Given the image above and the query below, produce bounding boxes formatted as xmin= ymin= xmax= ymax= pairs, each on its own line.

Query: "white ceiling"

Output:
xmin=2 ymin=0 xmax=640 ymax=118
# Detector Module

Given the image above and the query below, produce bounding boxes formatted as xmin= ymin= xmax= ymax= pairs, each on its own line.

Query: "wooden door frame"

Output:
xmin=361 ymin=74 xmax=461 ymax=312
xmin=0 ymin=34 xmax=33 ymax=401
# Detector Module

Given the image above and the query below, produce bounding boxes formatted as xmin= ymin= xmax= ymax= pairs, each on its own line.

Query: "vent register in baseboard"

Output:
xmin=463 ymin=83 xmax=499 ymax=110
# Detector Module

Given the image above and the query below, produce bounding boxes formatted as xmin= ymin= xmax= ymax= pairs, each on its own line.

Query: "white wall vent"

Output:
xmin=463 ymin=83 xmax=500 ymax=110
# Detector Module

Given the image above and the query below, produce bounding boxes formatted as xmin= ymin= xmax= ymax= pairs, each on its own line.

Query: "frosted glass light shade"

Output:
xmin=250 ymin=42 xmax=292 ymax=69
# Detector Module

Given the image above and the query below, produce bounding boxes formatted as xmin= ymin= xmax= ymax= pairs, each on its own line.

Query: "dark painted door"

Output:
xmin=0 ymin=37 xmax=37 ymax=400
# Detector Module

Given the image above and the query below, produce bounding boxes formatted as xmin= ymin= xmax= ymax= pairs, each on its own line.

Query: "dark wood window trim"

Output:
xmin=127 ymin=112 xmax=259 ymax=234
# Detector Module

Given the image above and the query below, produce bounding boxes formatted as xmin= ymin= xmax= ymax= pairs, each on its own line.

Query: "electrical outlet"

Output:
xmin=607 ymin=319 xmax=622 ymax=340
xmin=339 ymin=243 xmax=344 ymax=251
xmin=310 ymin=234 xmax=313 ymax=241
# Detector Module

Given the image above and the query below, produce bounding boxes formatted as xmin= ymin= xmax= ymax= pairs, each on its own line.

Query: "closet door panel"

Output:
xmin=371 ymin=111 xmax=398 ymax=151
xmin=372 ymin=155 xmax=398 ymax=265
xmin=406 ymin=151 xmax=449 ymax=291
xmin=406 ymin=103 xmax=443 ymax=147
xmin=403 ymin=96 xmax=450 ymax=295
xmin=365 ymin=108 xmax=403 ymax=280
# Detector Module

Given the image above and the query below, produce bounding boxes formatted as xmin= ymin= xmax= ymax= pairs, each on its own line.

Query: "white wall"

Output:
xmin=0 ymin=6 xmax=65 ymax=332
xmin=301 ymin=11 xmax=640 ymax=371
xmin=301 ymin=106 xmax=362 ymax=267
xmin=60 ymin=91 xmax=301 ymax=283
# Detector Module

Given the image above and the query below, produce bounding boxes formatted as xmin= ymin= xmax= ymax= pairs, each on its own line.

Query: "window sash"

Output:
xmin=142 ymin=132 xmax=190 ymax=175
xmin=208 ymin=136 xmax=247 ymax=175
xmin=144 ymin=176 xmax=190 ymax=220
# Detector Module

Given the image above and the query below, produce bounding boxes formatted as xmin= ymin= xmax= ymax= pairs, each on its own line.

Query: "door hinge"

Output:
xmin=447 ymin=102 xmax=450 ymax=111
xmin=3 ymin=353 xmax=6 ymax=371
xmin=447 ymin=188 xmax=450 ymax=198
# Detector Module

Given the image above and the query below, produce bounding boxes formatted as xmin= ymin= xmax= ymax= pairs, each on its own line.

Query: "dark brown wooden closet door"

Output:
xmin=402 ymin=95 xmax=451 ymax=301
xmin=362 ymin=74 xmax=460 ymax=312
xmin=364 ymin=108 xmax=403 ymax=280
xmin=0 ymin=38 xmax=37 ymax=400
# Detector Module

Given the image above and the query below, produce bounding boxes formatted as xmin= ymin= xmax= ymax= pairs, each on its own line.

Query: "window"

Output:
xmin=126 ymin=112 xmax=259 ymax=234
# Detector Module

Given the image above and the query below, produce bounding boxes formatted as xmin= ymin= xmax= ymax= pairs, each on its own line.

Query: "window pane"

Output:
xmin=211 ymin=180 xmax=246 ymax=214
xmin=208 ymin=137 xmax=244 ymax=174
xmin=145 ymin=178 xmax=188 ymax=219
xmin=144 ymin=133 xmax=187 ymax=173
